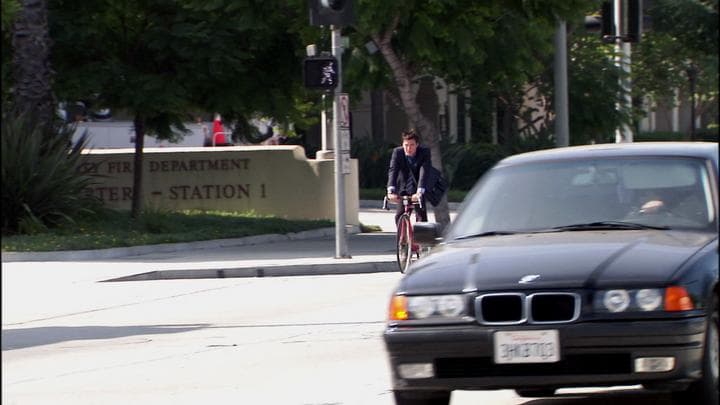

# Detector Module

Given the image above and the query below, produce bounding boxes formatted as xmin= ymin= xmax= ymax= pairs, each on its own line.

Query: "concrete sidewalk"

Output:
xmin=102 ymin=232 xmax=399 ymax=281
xmin=1 ymin=202 xmax=456 ymax=281
xmin=1 ymin=227 xmax=344 ymax=263
xmin=2 ymin=231 xmax=400 ymax=281
xmin=1 ymin=203 xmax=413 ymax=281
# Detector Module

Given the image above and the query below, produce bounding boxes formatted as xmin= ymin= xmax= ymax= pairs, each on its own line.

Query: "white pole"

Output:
xmin=614 ymin=0 xmax=633 ymax=143
xmin=321 ymin=94 xmax=328 ymax=151
xmin=672 ymin=88 xmax=680 ymax=132
xmin=332 ymin=26 xmax=349 ymax=258
xmin=464 ymin=89 xmax=472 ymax=142
xmin=554 ymin=20 xmax=569 ymax=147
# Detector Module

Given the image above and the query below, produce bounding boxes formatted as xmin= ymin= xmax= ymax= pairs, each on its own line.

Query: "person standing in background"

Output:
xmin=212 ymin=113 xmax=230 ymax=146
xmin=197 ymin=116 xmax=211 ymax=146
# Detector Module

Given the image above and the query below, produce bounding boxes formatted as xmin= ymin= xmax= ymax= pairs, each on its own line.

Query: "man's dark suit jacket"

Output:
xmin=387 ymin=145 xmax=433 ymax=195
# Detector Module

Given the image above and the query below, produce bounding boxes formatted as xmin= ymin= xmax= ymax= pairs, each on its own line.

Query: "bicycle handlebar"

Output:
xmin=383 ymin=195 xmax=423 ymax=210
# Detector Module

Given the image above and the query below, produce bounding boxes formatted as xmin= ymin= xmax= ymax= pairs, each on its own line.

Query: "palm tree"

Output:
xmin=11 ymin=0 xmax=54 ymax=127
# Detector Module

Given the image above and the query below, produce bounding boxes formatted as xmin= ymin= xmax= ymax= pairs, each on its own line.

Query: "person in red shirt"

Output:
xmin=212 ymin=113 xmax=231 ymax=146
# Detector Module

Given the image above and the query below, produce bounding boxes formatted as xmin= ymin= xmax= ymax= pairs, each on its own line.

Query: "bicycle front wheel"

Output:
xmin=396 ymin=214 xmax=413 ymax=273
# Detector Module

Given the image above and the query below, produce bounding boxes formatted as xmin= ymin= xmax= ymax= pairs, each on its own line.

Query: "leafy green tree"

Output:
xmin=1 ymin=0 xmax=20 ymax=29
xmin=632 ymin=0 xmax=718 ymax=136
xmin=343 ymin=0 xmax=590 ymax=227
xmin=49 ymin=0 xmax=310 ymax=218
xmin=562 ymin=31 xmax=626 ymax=144
xmin=1 ymin=0 xmax=20 ymax=102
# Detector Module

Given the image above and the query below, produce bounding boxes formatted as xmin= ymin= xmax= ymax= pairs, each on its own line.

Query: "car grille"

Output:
xmin=475 ymin=292 xmax=580 ymax=325
xmin=435 ymin=354 xmax=632 ymax=378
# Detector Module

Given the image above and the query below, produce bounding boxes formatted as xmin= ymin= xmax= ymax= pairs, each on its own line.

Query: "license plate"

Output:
xmin=494 ymin=330 xmax=560 ymax=364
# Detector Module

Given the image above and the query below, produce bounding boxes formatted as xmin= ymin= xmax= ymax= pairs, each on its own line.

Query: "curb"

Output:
xmin=103 ymin=260 xmax=399 ymax=282
xmin=1 ymin=226 xmax=346 ymax=263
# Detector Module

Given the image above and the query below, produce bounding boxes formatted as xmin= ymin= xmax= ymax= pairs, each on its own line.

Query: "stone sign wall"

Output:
xmin=78 ymin=146 xmax=359 ymax=225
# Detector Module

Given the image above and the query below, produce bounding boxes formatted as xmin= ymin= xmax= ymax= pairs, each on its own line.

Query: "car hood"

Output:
xmin=399 ymin=230 xmax=716 ymax=294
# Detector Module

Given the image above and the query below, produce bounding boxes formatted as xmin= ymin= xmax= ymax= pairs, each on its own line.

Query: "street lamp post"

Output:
xmin=614 ymin=0 xmax=633 ymax=143
xmin=686 ymin=64 xmax=697 ymax=141
xmin=554 ymin=19 xmax=569 ymax=147
xmin=601 ymin=0 xmax=642 ymax=143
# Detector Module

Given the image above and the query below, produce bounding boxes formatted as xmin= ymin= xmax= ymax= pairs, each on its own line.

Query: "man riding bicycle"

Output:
xmin=386 ymin=129 xmax=432 ymax=225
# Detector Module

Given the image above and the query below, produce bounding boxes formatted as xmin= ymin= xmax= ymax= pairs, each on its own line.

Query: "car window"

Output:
xmin=447 ymin=157 xmax=716 ymax=239
xmin=621 ymin=162 xmax=697 ymax=188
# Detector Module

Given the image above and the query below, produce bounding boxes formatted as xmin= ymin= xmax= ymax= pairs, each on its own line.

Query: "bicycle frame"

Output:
xmin=384 ymin=195 xmax=423 ymax=273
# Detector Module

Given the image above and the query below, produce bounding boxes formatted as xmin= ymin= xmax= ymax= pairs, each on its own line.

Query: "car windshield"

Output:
xmin=447 ymin=157 xmax=717 ymax=239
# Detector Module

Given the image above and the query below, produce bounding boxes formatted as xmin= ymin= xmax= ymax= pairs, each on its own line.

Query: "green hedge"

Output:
xmin=351 ymin=130 xmax=717 ymax=193
xmin=635 ymin=129 xmax=718 ymax=142
xmin=350 ymin=137 xmax=397 ymax=189
xmin=448 ymin=143 xmax=507 ymax=190
xmin=351 ymin=138 xmax=508 ymax=191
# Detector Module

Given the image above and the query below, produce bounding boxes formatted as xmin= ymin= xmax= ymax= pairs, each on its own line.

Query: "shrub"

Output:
xmin=351 ymin=136 xmax=510 ymax=192
xmin=636 ymin=130 xmax=718 ymax=142
xmin=351 ymin=137 xmax=396 ymax=189
xmin=450 ymin=143 xmax=508 ymax=190
xmin=1 ymin=107 xmax=102 ymax=234
xmin=635 ymin=131 xmax=687 ymax=141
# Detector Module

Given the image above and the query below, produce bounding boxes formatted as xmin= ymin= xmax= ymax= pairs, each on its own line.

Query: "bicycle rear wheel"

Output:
xmin=396 ymin=214 xmax=413 ymax=273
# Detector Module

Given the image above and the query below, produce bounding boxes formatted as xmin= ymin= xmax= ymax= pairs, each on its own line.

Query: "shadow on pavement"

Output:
xmin=2 ymin=324 xmax=209 ymax=350
xmin=517 ymin=388 xmax=674 ymax=404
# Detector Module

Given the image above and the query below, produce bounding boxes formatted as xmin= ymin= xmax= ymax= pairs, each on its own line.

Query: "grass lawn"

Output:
xmin=1 ymin=209 xmax=332 ymax=252
xmin=3 ymin=189 xmax=466 ymax=252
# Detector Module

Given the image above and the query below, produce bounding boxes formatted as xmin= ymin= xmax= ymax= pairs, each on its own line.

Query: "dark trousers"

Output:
xmin=394 ymin=196 xmax=428 ymax=226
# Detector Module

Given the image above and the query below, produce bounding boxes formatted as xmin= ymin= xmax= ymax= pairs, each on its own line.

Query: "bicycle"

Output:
xmin=383 ymin=195 xmax=423 ymax=273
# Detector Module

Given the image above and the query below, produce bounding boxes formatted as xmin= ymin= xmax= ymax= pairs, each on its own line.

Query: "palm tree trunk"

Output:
xmin=11 ymin=0 xmax=54 ymax=127
xmin=372 ymin=24 xmax=451 ymax=229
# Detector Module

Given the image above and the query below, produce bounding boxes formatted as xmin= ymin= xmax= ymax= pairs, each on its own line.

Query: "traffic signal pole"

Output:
xmin=614 ymin=0 xmax=634 ymax=143
xmin=331 ymin=25 xmax=350 ymax=259
xmin=307 ymin=0 xmax=356 ymax=259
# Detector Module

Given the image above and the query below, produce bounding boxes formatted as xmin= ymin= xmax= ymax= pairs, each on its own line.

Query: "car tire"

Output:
xmin=393 ymin=390 xmax=451 ymax=405
xmin=673 ymin=293 xmax=719 ymax=405
xmin=515 ymin=388 xmax=556 ymax=397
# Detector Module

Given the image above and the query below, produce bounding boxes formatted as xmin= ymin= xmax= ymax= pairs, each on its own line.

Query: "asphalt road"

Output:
xmin=1 ymin=205 xmax=676 ymax=405
xmin=2 ymin=272 xmax=675 ymax=405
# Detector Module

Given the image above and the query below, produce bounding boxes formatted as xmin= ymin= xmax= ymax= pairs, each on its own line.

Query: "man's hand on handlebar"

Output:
xmin=386 ymin=192 xmax=423 ymax=209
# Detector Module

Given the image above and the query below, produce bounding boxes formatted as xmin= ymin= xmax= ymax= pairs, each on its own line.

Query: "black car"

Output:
xmin=384 ymin=142 xmax=718 ymax=405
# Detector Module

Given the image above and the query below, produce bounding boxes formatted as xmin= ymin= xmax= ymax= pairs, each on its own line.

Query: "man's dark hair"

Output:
xmin=401 ymin=129 xmax=420 ymax=143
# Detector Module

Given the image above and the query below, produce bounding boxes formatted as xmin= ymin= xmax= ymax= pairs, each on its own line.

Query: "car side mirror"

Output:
xmin=414 ymin=222 xmax=442 ymax=245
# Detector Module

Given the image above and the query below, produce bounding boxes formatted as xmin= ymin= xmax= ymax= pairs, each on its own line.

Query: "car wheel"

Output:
xmin=674 ymin=294 xmax=719 ymax=405
xmin=393 ymin=390 xmax=451 ymax=405
xmin=515 ymin=388 xmax=556 ymax=397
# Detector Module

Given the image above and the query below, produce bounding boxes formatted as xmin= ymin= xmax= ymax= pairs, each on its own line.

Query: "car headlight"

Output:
xmin=594 ymin=287 xmax=694 ymax=313
xmin=389 ymin=294 xmax=467 ymax=321
xmin=635 ymin=289 xmax=662 ymax=311
xmin=436 ymin=295 xmax=465 ymax=317
xmin=603 ymin=289 xmax=631 ymax=312
xmin=408 ymin=296 xmax=435 ymax=319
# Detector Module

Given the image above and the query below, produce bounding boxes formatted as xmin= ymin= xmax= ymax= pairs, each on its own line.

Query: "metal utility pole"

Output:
xmin=687 ymin=64 xmax=697 ymax=141
xmin=308 ymin=0 xmax=355 ymax=259
xmin=331 ymin=26 xmax=350 ymax=258
xmin=554 ymin=20 xmax=569 ymax=147
xmin=614 ymin=0 xmax=634 ymax=143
